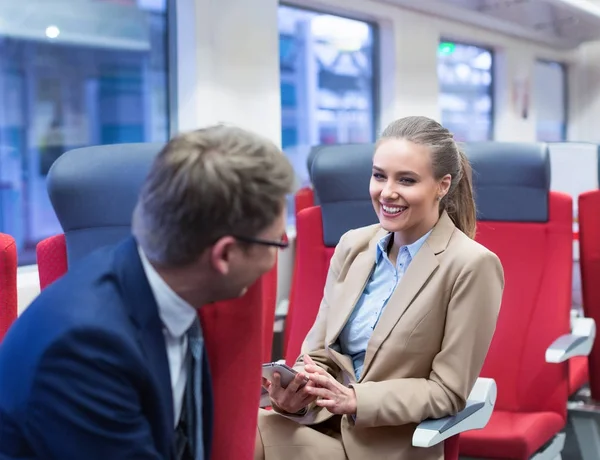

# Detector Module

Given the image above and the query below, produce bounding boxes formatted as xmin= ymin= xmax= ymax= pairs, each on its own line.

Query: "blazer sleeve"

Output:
xmin=24 ymin=327 xmax=163 ymax=460
xmin=351 ymin=250 xmax=504 ymax=428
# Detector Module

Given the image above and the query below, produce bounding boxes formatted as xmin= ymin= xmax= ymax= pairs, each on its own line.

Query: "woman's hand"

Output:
xmin=303 ymin=355 xmax=357 ymax=416
xmin=262 ymin=370 xmax=316 ymax=415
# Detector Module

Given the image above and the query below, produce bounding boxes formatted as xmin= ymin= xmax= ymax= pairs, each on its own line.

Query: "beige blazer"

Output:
xmin=282 ymin=211 xmax=504 ymax=460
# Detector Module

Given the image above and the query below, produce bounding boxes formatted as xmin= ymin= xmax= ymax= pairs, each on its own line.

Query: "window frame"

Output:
xmin=167 ymin=0 xmax=178 ymax=137
xmin=0 ymin=1 xmax=173 ymax=266
xmin=535 ymin=58 xmax=568 ymax=142
xmin=279 ymin=1 xmax=381 ymax=143
xmin=438 ymin=38 xmax=495 ymax=141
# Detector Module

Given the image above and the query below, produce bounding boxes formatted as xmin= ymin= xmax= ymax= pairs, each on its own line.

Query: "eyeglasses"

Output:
xmin=234 ymin=234 xmax=289 ymax=249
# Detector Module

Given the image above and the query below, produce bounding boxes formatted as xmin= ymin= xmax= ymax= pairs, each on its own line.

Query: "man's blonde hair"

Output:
xmin=132 ymin=125 xmax=294 ymax=266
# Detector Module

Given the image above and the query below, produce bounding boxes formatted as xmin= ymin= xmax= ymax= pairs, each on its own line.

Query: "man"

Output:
xmin=0 ymin=126 xmax=294 ymax=459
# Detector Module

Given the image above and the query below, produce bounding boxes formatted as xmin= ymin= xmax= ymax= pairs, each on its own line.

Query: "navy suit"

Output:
xmin=0 ymin=237 xmax=213 ymax=459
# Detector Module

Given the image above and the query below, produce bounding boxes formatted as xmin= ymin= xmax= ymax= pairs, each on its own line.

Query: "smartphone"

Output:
xmin=262 ymin=362 xmax=308 ymax=389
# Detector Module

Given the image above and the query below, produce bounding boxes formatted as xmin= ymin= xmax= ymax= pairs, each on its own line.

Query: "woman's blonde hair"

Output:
xmin=378 ymin=116 xmax=476 ymax=238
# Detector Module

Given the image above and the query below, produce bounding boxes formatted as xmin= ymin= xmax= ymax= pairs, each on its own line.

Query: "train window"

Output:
xmin=0 ymin=0 xmax=170 ymax=265
xmin=438 ymin=41 xmax=494 ymax=142
xmin=278 ymin=4 xmax=377 ymax=225
xmin=534 ymin=60 xmax=567 ymax=141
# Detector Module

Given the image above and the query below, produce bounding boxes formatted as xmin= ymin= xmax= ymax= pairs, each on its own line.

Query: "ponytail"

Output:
xmin=443 ymin=148 xmax=477 ymax=239
xmin=378 ymin=116 xmax=477 ymax=238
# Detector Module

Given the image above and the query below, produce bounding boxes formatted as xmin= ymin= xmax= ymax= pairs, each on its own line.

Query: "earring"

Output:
xmin=437 ymin=195 xmax=442 ymax=201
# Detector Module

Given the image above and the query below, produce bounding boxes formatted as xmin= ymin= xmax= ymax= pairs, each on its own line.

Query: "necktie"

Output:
xmin=185 ymin=317 xmax=204 ymax=460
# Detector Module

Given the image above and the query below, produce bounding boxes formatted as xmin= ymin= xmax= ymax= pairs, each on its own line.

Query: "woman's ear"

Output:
xmin=438 ymin=174 xmax=452 ymax=199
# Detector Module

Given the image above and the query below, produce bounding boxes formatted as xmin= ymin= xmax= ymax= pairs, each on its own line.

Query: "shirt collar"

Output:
xmin=138 ymin=245 xmax=197 ymax=338
xmin=376 ymin=229 xmax=433 ymax=262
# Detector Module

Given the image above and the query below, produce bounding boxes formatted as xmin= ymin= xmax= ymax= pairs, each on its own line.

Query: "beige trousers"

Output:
xmin=254 ymin=409 xmax=348 ymax=460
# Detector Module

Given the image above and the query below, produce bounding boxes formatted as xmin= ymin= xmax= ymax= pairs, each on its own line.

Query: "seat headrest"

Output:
xmin=311 ymin=141 xmax=551 ymax=246
xmin=308 ymin=144 xmax=371 ymax=206
xmin=311 ymin=144 xmax=377 ymax=246
xmin=47 ymin=143 xmax=164 ymax=264
xmin=464 ymin=142 xmax=550 ymax=222
xmin=307 ymin=144 xmax=321 ymax=175
xmin=306 ymin=145 xmax=321 ymax=204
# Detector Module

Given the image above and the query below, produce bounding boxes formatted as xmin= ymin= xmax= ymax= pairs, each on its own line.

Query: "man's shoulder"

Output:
xmin=0 ymin=249 xmax=145 ymax=410
xmin=3 ymin=244 xmax=138 ymax=373
xmin=33 ymin=246 xmax=126 ymax=322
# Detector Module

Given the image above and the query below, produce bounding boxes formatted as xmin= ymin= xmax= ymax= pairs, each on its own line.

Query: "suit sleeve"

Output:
xmin=24 ymin=328 xmax=163 ymax=460
xmin=351 ymin=250 xmax=504 ymax=428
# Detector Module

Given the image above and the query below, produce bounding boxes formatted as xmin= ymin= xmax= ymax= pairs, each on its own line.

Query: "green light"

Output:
xmin=439 ymin=42 xmax=456 ymax=55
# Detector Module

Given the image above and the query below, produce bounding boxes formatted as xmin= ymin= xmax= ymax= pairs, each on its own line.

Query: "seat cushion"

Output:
xmin=569 ymin=356 xmax=589 ymax=395
xmin=459 ymin=410 xmax=565 ymax=459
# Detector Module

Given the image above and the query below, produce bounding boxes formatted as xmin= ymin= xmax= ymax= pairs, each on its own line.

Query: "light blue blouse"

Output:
xmin=338 ymin=230 xmax=432 ymax=380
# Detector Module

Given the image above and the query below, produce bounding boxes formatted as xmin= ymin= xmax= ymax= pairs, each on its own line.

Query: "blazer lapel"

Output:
xmin=328 ymin=347 xmax=356 ymax=380
xmin=326 ymin=229 xmax=386 ymax=347
xmin=325 ymin=228 xmax=386 ymax=376
xmin=360 ymin=212 xmax=456 ymax=379
xmin=114 ymin=237 xmax=175 ymax=457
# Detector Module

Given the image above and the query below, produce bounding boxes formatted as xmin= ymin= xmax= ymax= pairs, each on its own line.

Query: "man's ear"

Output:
xmin=209 ymin=236 xmax=238 ymax=275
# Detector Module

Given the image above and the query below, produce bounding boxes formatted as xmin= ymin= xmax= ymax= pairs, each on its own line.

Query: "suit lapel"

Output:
xmin=328 ymin=347 xmax=356 ymax=380
xmin=360 ymin=212 xmax=456 ymax=379
xmin=326 ymin=229 xmax=386 ymax=347
xmin=115 ymin=237 xmax=175 ymax=457
xmin=325 ymin=228 xmax=386 ymax=376
xmin=360 ymin=245 xmax=439 ymax=378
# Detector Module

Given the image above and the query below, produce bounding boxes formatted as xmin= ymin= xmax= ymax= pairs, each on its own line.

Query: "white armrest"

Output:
xmin=412 ymin=378 xmax=497 ymax=448
xmin=545 ymin=317 xmax=596 ymax=363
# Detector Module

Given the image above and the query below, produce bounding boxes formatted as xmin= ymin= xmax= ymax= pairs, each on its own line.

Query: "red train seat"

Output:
xmin=459 ymin=142 xmax=586 ymax=459
xmin=578 ymin=185 xmax=600 ymax=400
xmin=0 ymin=233 xmax=17 ymax=342
xmin=547 ymin=141 xmax=600 ymax=396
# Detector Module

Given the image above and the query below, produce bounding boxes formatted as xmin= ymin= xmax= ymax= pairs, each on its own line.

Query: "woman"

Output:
xmin=255 ymin=116 xmax=504 ymax=460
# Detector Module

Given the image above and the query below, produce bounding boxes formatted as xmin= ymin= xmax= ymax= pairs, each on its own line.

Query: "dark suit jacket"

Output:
xmin=0 ymin=237 xmax=213 ymax=459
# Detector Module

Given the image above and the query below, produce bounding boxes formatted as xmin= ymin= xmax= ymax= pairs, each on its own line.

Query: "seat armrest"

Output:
xmin=546 ymin=317 xmax=596 ymax=363
xmin=412 ymin=378 xmax=497 ymax=448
